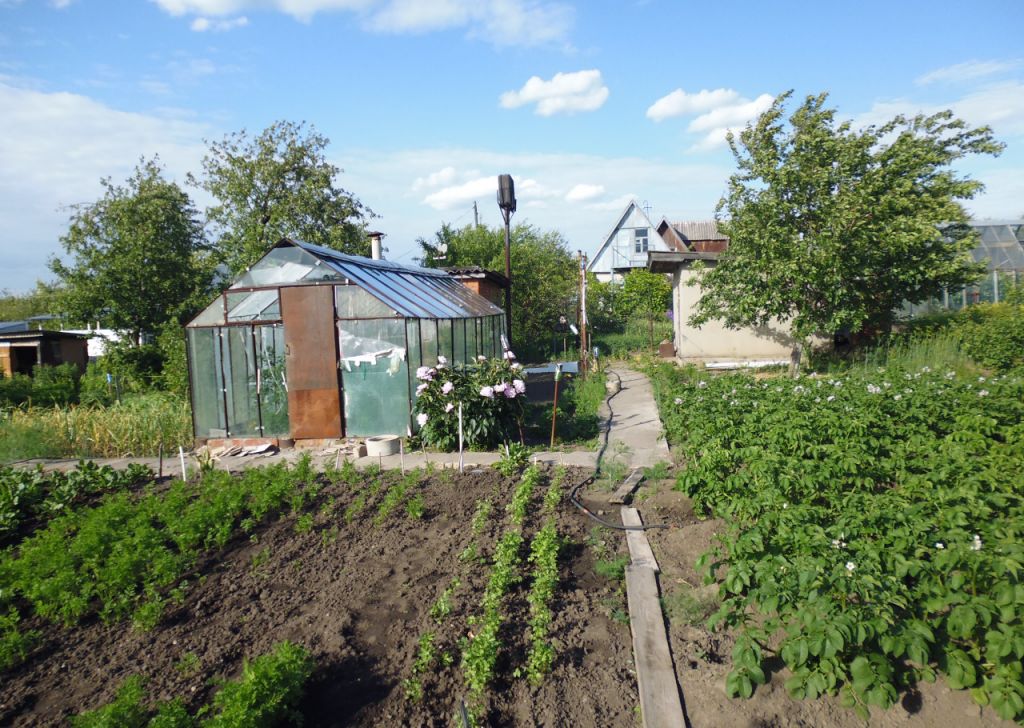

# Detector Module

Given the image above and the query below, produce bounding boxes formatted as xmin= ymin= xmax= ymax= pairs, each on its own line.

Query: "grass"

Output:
xmin=0 ymin=393 xmax=192 ymax=463
xmin=661 ymin=582 xmax=720 ymax=626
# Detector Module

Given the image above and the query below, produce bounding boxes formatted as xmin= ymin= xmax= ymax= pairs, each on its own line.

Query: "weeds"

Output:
xmin=494 ymin=442 xmax=530 ymax=476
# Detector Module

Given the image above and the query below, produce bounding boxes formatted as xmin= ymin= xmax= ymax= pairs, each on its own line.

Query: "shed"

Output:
xmin=0 ymin=330 xmax=89 ymax=378
xmin=442 ymin=266 xmax=509 ymax=308
xmin=184 ymin=239 xmax=506 ymax=445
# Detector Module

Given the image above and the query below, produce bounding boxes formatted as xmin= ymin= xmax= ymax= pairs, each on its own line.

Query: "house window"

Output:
xmin=634 ymin=228 xmax=649 ymax=253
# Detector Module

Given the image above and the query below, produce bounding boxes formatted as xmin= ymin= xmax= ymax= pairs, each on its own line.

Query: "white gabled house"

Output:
xmin=587 ymin=200 xmax=685 ymax=282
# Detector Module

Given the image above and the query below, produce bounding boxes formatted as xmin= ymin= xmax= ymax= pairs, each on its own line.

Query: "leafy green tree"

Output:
xmin=690 ymin=91 xmax=1002 ymax=368
xmin=50 ymin=157 xmax=213 ymax=346
xmin=615 ymin=269 xmax=672 ymax=346
xmin=0 ymin=282 xmax=62 ymax=323
xmin=417 ymin=222 xmax=577 ymax=358
xmin=192 ymin=120 xmax=373 ymax=275
xmin=585 ymin=274 xmax=623 ymax=335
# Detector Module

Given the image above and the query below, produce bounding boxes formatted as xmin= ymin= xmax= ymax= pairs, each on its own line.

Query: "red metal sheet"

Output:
xmin=281 ymin=285 xmax=342 ymax=438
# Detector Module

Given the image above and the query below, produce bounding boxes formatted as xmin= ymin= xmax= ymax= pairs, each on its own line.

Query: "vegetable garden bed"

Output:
xmin=648 ymin=361 xmax=1024 ymax=724
xmin=0 ymin=459 xmax=636 ymax=726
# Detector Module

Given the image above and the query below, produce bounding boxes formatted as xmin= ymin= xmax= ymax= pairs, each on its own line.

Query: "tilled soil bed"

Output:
xmin=1 ymin=464 xmax=637 ymax=726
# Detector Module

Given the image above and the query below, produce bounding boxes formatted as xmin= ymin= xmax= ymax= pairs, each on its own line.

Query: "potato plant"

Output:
xmin=0 ymin=461 xmax=152 ymax=539
xmin=650 ymin=362 xmax=1024 ymax=720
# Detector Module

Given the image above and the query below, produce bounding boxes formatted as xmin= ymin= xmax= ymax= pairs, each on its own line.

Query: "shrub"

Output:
xmin=413 ymin=354 xmax=526 ymax=450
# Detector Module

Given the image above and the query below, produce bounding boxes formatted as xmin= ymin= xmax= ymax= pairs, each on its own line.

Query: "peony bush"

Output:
xmin=413 ymin=354 xmax=527 ymax=450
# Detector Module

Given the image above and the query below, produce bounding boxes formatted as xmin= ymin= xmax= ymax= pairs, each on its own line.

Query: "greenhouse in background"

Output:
xmin=184 ymin=239 xmax=506 ymax=444
xmin=903 ymin=222 xmax=1024 ymax=316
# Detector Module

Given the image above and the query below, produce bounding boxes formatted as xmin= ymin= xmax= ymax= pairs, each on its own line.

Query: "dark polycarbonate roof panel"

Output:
xmin=289 ymin=239 xmax=504 ymax=319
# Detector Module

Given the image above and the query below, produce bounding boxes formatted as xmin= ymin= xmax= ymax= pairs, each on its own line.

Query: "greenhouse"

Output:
xmin=185 ymin=239 xmax=506 ymax=442
xmin=904 ymin=222 xmax=1024 ymax=316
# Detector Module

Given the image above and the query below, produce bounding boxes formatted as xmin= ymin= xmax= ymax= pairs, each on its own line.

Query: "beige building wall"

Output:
xmin=672 ymin=268 xmax=800 ymax=362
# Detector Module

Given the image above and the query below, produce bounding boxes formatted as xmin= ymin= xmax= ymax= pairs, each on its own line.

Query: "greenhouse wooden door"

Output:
xmin=280 ymin=285 xmax=343 ymax=439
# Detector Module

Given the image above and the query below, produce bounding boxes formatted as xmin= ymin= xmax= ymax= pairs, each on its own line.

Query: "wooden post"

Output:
xmin=549 ymin=364 xmax=562 ymax=448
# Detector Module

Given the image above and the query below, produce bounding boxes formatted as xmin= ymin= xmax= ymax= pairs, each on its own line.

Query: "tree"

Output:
xmin=690 ymin=91 xmax=1003 ymax=368
xmin=192 ymin=120 xmax=373 ymax=275
xmin=50 ymin=158 xmax=212 ymax=345
xmin=615 ymin=269 xmax=672 ymax=346
xmin=417 ymin=222 xmax=577 ymax=358
xmin=0 ymin=281 xmax=62 ymax=323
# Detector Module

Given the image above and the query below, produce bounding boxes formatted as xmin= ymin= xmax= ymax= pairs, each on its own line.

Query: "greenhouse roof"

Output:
xmin=220 ymin=238 xmax=504 ymax=321
xmin=970 ymin=223 xmax=1024 ymax=271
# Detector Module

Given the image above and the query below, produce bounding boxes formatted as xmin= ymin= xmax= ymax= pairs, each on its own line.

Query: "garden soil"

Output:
xmin=0 ymin=465 xmax=638 ymax=727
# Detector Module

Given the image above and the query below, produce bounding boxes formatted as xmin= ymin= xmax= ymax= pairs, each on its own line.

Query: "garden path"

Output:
xmin=599 ymin=366 xmax=673 ymax=470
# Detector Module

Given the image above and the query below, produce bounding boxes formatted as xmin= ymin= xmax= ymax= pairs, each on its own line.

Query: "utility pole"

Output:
xmin=579 ymin=251 xmax=589 ymax=374
xmin=473 ymin=201 xmax=479 ymax=228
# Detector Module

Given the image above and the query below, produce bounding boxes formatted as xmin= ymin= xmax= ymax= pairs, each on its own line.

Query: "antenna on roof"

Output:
xmin=642 ymin=200 xmax=652 ymax=217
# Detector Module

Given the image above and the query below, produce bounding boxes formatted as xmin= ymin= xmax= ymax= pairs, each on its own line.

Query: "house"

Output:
xmin=442 ymin=266 xmax=509 ymax=308
xmin=0 ymin=330 xmax=89 ymax=378
xmin=184 ymin=238 xmax=506 ymax=447
xmin=587 ymin=200 xmax=686 ymax=282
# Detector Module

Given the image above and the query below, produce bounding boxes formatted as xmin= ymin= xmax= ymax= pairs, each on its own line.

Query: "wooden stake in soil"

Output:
xmin=158 ymin=442 xmax=163 ymax=480
xmin=400 ymin=438 xmax=406 ymax=475
xmin=458 ymin=401 xmax=464 ymax=473
xmin=178 ymin=446 xmax=187 ymax=482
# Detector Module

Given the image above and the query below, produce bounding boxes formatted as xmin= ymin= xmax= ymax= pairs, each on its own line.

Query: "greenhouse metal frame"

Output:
xmin=185 ymin=239 xmax=506 ymax=442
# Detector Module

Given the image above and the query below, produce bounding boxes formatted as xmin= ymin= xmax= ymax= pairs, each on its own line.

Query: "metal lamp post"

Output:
xmin=497 ymin=174 xmax=516 ymax=345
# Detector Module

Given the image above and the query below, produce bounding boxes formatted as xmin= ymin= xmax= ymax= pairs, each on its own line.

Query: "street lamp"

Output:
xmin=497 ymin=174 xmax=516 ymax=345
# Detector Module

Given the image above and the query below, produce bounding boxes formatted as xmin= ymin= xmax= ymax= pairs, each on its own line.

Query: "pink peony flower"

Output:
xmin=513 ymin=379 xmax=526 ymax=394
xmin=415 ymin=366 xmax=435 ymax=381
xmin=480 ymin=386 xmax=494 ymax=398
xmin=441 ymin=381 xmax=454 ymax=394
xmin=504 ymin=387 xmax=517 ymax=398
xmin=444 ymin=402 xmax=454 ymax=413
xmin=416 ymin=413 xmax=428 ymax=427
xmin=415 ymin=382 xmax=428 ymax=395
xmin=493 ymin=382 xmax=508 ymax=393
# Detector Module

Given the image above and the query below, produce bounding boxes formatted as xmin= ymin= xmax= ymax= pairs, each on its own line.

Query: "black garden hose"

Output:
xmin=569 ymin=368 xmax=668 ymax=532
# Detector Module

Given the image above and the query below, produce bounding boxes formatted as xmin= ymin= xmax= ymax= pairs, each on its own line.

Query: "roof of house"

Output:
xmin=666 ymin=220 xmax=728 ymax=243
xmin=442 ymin=266 xmax=510 ymax=287
xmin=647 ymin=250 xmax=721 ymax=273
xmin=0 ymin=329 xmax=89 ymax=343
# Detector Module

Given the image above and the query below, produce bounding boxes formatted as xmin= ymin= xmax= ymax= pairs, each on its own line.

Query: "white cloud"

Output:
xmin=687 ymin=93 xmax=775 ymax=133
xmin=584 ymin=192 xmax=636 ymax=212
xmin=190 ymin=15 xmax=249 ymax=31
xmin=644 ymin=87 xmax=775 ymax=152
xmin=412 ymin=165 xmax=458 ymax=192
xmin=422 ymin=176 xmax=497 ymax=210
xmin=646 ymin=88 xmax=740 ymax=122
xmin=565 ymin=183 xmax=604 ymax=202
xmin=916 ymin=59 xmax=1022 ymax=85
xmin=855 ymin=81 xmax=1024 ymax=138
xmin=152 ymin=0 xmax=572 ymax=45
xmin=0 ymin=80 xmax=209 ymax=291
xmin=500 ymin=69 xmax=608 ymax=116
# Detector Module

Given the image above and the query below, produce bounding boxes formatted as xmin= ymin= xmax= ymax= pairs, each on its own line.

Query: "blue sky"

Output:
xmin=1 ymin=0 xmax=1022 ymax=293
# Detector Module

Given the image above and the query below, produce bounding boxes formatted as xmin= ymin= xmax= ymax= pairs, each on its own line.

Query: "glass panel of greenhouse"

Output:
xmin=902 ymin=222 xmax=1024 ymax=317
xmin=185 ymin=238 xmax=505 ymax=441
